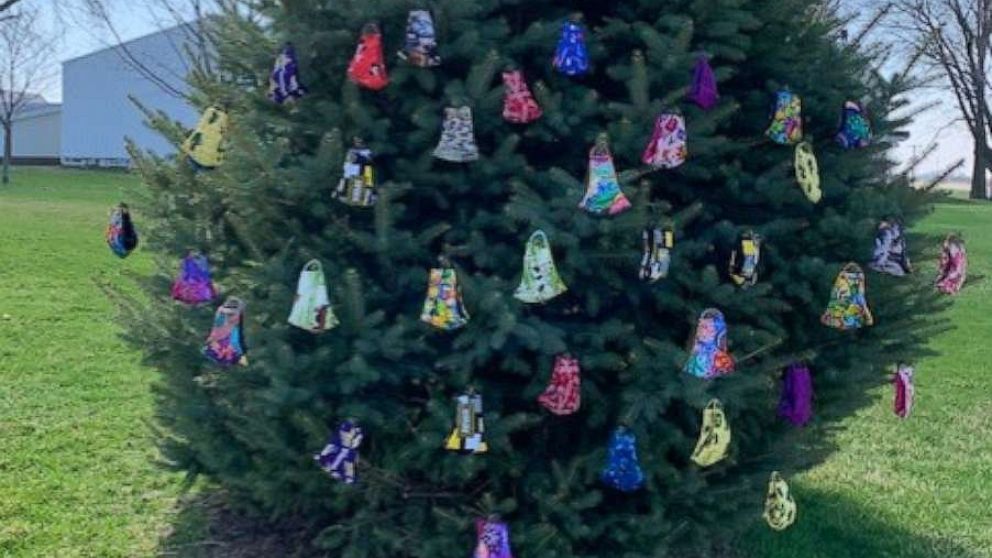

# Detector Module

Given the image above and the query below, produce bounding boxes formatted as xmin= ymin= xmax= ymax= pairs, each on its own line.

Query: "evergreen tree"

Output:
xmin=124 ymin=0 xmax=945 ymax=554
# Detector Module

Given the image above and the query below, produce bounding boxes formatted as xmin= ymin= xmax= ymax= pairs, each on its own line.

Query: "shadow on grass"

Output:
xmin=738 ymin=486 xmax=980 ymax=558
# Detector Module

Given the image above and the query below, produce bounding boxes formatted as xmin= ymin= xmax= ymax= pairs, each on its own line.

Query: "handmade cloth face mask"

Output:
xmin=347 ymin=23 xmax=389 ymax=90
xmin=433 ymin=106 xmax=480 ymax=162
xmin=445 ymin=391 xmax=488 ymax=454
xmin=600 ymin=426 xmax=645 ymax=492
xmin=398 ymin=10 xmax=441 ymax=67
xmin=537 ymin=354 xmax=581 ymax=415
xmin=314 ymin=420 xmax=363 ymax=484
xmin=794 ymin=142 xmax=821 ymax=203
xmin=763 ymin=471 xmax=797 ymax=531
xmin=474 ymin=517 xmax=513 ymax=558
xmin=579 ymin=134 xmax=631 ymax=216
xmin=420 ymin=263 xmax=470 ymax=331
xmin=684 ymin=308 xmax=735 ymax=378
xmin=836 ymin=100 xmax=871 ymax=149
xmin=869 ymin=219 xmax=912 ymax=277
xmin=268 ymin=42 xmax=306 ymax=104
xmin=553 ymin=19 xmax=590 ymax=76
xmin=641 ymin=112 xmax=687 ymax=169
xmin=639 ymin=227 xmax=673 ymax=282
xmin=203 ymin=297 xmax=248 ymax=367
xmin=778 ymin=362 xmax=813 ymax=427
xmin=171 ymin=252 xmax=216 ymax=305
xmin=182 ymin=106 xmax=228 ymax=169
xmin=334 ymin=138 xmax=377 ymax=207
xmin=288 ymin=259 xmax=339 ymax=333
xmin=893 ymin=364 xmax=915 ymax=419
xmin=935 ymin=234 xmax=967 ymax=294
xmin=106 ymin=203 xmax=138 ymax=258
xmin=690 ymin=399 xmax=731 ymax=467
xmin=766 ymin=89 xmax=802 ymax=145
xmin=821 ymin=263 xmax=874 ymax=330
xmin=687 ymin=55 xmax=718 ymax=109
xmin=514 ymin=230 xmax=568 ymax=303
xmin=502 ymin=70 xmax=542 ymax=124
xmin=729 ymin=231 xmax=761 ymax=287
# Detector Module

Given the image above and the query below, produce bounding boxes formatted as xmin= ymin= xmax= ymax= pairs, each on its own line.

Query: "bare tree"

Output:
xmin=895 ymin=0 xmax=992 ymax=198
xmin=0 ymin=7 xmax=53 ymax=184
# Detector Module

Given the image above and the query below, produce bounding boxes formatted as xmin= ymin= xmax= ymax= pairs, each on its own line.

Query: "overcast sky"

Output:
xmin=37 ymin=3 xmax=974 ymax=178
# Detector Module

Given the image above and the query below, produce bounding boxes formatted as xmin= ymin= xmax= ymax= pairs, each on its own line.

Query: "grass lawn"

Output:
xmin=1 ymin=167 xmax=990 ymax=557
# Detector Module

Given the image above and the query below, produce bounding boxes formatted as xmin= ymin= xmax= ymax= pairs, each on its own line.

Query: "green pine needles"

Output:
xmin=124 ymin=0 xmax=946 ymax=555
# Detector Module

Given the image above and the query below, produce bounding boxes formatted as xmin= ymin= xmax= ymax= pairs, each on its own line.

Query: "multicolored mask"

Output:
xmin=684 ymin=308 xmax=735 ymax=378
xmin=106 ymin=203 xmax=138 ymax=258
xmin=445 ymin=391 xmax=488 ymax=454
xmin=766 ymin=89 xmax=802 ymax=145
xmin=314 ymin=420 xmax=363 ymax=484
xmin=334 ymin=138 xmax=377 ymax=207
xmin=794 ymin=141 xmax=821 ymax=203
xmin=433 ymin=106 xmax=480 ymax=162
xmin=936 ymin=234 xmax=967 ymax=294
xmin=893 ymin=364 xmax=915 ymax=419
xmin=288 ymin=259 xmax=339 ymax=333
xmin=763 ymin=472 xmax=797 ymax=531
xmin=514 ymin=230 xmax=568 ymax=304
xmin=502 ymin=70 xmax=542 ymax=124
xmin=171 ymin=251 xmax=216 ymax=305
xmin=420 ymin=264 xmax=470 ymax=331
xmin=398 ymin=10 xmax=441 ymax=67
xmin=821 ymin=263 xmax=873 ymax=330
xmin=537 ymin=354 xmax=581 ymax=416
xmin=182 ymin=106 xmax=228 ymax=169
xmin=579 ymin=134 xmax=631 ymax=216
xmin=641 ymin=112 xmax=687 ymax=169
xmin=869 ymin=219 xmax=912 ymax=277
xmin=687 ymin=55 xmax=718 ymax=110
xmin=835 ymin=101 xmax=871 ymax=149
xmin=778 ymin=362 xmax=813 ymax=427
xmin=553 ymin=20 xmax=590 ymax=76
xmin=639 ymin=227 xmax=673 ymax=282
xmin=268 ymin=42 xmax=306 ymax=104
xmin=347 ymin=23 xmax=389 ymax=91
xmin=203 ymin=297 xmax=248 ymax=367
xmin=473 ymin=518 xmax=513 ymax=558
xmin=690 ymin=399 xmax=731 ymax=467
xmin=728 ymin=231 xmax=761 ymax=288
xmin=600 ymin=426 xmax=645 ymax=492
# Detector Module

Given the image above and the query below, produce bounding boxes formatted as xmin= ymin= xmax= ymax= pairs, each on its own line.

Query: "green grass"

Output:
xmin=1 ymin=167 xmax=990 ymax=557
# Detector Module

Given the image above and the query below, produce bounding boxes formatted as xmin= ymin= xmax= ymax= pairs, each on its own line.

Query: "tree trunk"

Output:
xmin=2 ymin=123 xmax=10 ymax=185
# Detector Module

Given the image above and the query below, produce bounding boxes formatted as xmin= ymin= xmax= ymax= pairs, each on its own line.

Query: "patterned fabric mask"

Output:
xmin=936 ymin=235 xmax=967 ymax=294
xmin=821 ymin=263 xmax=874 ymax=330
xmin=445 ymin=392 xmax=488 ymax=454
xmin=334 ymin=140 xmax=377 ymax=207
xmin=553 ymin=20 xmax=590 ymax=76
xmin=473 ymin=518 xmax=513 ymax=558
xmin=182 ymin=106 xmax=228 ymax=169
xmin=687 ymin=55 xmax=718 ymax=110
xmin=763 ymin=472 xmax=797 ymax=531
xmin=347 ymin=23 xmax=389 ymax=91
xmin=171 ymin=252 xmax=216 ymax=305
xmin=684 ymin=308 xmax=735 ymax=378
xmin=641 ymin=112 xmax=687 ymax=169
xmin=398 ymin=10 xmax=441 ymax=67
xmin=288 ymin=259 xmax=339 ymax=333
xmin=579 ymin=134 xmax=631 ymax=216
xmin=729 ymin=231 xmax=761 ymax=288
xmin=601 ymin=426 xmax=645 ymax=492
xmin=433 ymin=106 xmax=480 ymax=162
xmin=537 ymin=354 xmax=581 ymax=415
xmin=836 ymin=101 xmax=871 ymax=149
xmin=420 ymin=265 xmax=470 ymax=331
xmin=314 ymin=420 xmax=363 ymax=484
xmin=639 ymin=227 xmax=673 ymax=282
xmin=690 ymin=399 xmax=731 ymax=467
xmin=893 ymin=364 xmax=915 ymax=419
xmin=106 ymin=203 xmax=138 ymax=258
xmin=203 ymin=297 xmax=248 ymax=367
xmin=502 ymin=70 xmax=542 ymax=124
xmin=869 ymin=219 xmax=912 ymax=277
xmin=514 ymin=230 xmax=568 ymax=304
xmin=794 ymin=142 xmax=821 ymax=203
xmin=766 ymin=89 xmax=802 ymax=145
xmin=778 ymin=362 xmax=813 ymax=427
xmin=268 ymin=42 xmax=306 ymax=104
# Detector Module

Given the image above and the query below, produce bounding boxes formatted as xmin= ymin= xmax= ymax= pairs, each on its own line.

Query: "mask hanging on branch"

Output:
xmin=641 ymin=112 xmax=687 ymax=169
xmin=502 ymin=70 xmax=542 ymax=124
xmin=869 ymin=219 xmax=912 ymax=277
xmin=288 ymin=259 xmax=339 ymax=333
xmin=537 ymin=354 xmax=581 ymax=415
xmin=639 ymin=226 xmax=673 ymax=282
xmin=690 ymin=399 xmax=731 ymax=467
xmin=936 ymin=234 xmax=967 ymax=294
xmin=778 ymin=362 xmax=813 ymax=427
xmin=687 ymin=55 xmax=718 ymax=110
xmin=473 ymin=517 xmax=514 ymax=558
xmin=106 ymin=202 xmax=138 ymax=258
xmin=314 ymin=420 xmax=363 ymax=485
xmin=420 ymin=261 xmax=470 ymax=331
xmin=268 ymin=42 xmax=306 ymax=104
xmin=765 ymin=88 xmax=802 ymax=145
xmin=334 ymin=138 xmax=377 ymax=207
xmin=552 ymin=18 xmax=590 ymax=76
xmin=600 ymin=426 xmax=645 ymax=492
xmin=835 ymin=100 xmax=871 ymax=149
xmin=445 ymin=391 xmax=488 ymax=454
xmin=820 ymin=263 xmax=873 ymax=330
xmin=398 ymin=10 xmax=441 ymax=68
xmin=579 ymin=133 xmax=631 ymax=216
xmin=182 ymin=106 xmax=228 ymax=170
xmin=203 ymin=297 xmax=248 ymax=367
xmin=433 ymin=106 xmax=480 ymax=162
xmin=347 ymin=23 xmax=389 ymax=91
xmin=728 ymin=231 xmax=761 ymax=287
xmin=514 ymin=230 xmax=568 ymax=304
xmin=794 ymin=141 xmax=821 ymax=203
xmin=684 ymin=308 xmax=735 ymax=379
xmin=763 ymin=472 xmax=797 ymax=531
xmin=171 ymin=251 xmax=216 ymax=305
xmin=893 ymin=363 xmax=915 ymax=419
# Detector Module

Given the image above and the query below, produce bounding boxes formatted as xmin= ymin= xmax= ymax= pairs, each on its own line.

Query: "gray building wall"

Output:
xmin=1 ymin=105 xmax=61 ymax=162
xmin=61 ymin=25 xmax=197 ymax=166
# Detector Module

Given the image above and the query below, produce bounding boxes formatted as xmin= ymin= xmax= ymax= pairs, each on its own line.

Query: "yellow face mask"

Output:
xmin=794 ymin=141 xmax=821 ymax=203
xmin=763 ymin=471 xmax=797 ymax=531
xmin=690 ymin=399 xmax=731 ymax=467
xmin=182 ymin=106 xmax=229 ymax=169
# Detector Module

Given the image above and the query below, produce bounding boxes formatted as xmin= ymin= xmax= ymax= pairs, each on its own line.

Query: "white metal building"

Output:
xmin=0 ymin=96 xmax=62 ymax=164
xmin=60 ymin=25 xmax=197 ymax=167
